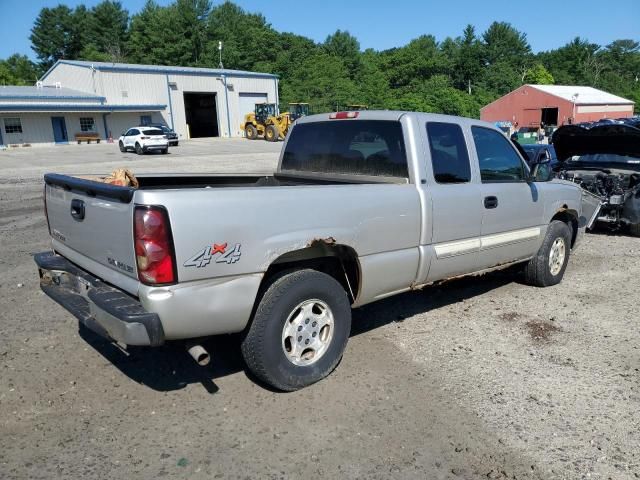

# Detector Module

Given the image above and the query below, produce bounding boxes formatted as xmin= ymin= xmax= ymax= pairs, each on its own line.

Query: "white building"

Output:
xmin=0 ymin=60 xmax=279 ymax=147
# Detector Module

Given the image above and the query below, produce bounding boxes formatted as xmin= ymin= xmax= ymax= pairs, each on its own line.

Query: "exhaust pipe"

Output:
xmin=187 ymin=343 xmax=210 ymax=366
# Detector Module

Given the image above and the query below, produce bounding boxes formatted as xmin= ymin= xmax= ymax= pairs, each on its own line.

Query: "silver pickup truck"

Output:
xmin=36 ymin=111 xmax=585 ymax=391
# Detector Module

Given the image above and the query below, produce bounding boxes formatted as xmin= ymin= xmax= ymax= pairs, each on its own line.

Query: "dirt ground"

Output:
xmin=1 ymin=140 xmax=638 ymax=479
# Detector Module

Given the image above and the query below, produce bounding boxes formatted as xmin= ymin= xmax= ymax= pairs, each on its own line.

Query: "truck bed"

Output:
xmin=44 ymin=172 xmax=401 ymax=201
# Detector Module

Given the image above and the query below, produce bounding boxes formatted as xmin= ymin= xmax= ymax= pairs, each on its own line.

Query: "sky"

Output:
xmin=0 ymin=0 xmax=638 ymax=61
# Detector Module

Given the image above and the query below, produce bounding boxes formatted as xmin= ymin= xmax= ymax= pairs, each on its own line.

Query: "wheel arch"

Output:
xmin=551 ymin=205 xmax=579 ymax=247
xmin=258 ymin=240 xmax=361 ymax=305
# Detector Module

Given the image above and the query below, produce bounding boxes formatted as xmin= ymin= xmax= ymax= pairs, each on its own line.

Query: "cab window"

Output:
xmin=426 ymin=122 xmax=471 ymax=183
xmin=282 ymin=120 xmax=408 ymax=178
xmin=472 ymin=127 xmax=525 ymax=182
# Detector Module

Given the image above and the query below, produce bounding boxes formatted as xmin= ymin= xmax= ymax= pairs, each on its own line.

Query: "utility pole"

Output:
xmin=218 ymin=41 xmax=223 ymax=69
xmin=468 ymin=79 xmax=472 ymax=95
xmin=571 ymin=93 xmax=579 ymax=124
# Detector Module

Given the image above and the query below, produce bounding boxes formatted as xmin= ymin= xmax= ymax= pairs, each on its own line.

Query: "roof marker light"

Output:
xmin=329 ymin=111 xmax=359 ymax=119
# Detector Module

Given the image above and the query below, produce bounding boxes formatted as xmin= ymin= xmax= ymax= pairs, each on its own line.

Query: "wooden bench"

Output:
xmin=75 ymin=132 xmax=101 ymax=144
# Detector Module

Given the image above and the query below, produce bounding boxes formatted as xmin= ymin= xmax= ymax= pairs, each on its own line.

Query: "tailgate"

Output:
xmin=44 ymin=174 xmax=139 ymax=290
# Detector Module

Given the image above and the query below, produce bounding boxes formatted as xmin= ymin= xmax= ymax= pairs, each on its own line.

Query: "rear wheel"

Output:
xmin=135 ymin=143 xmax=144 ymax=155
xmin=241 ymin=269 xmax=351 ymax=391
xmin=118 ymin=141 xmax=126 ymax=152
xmin=245 ymin=124 xmax=258 ymax=140
xmin=265 ymin=125 xmax=279 ymax=142
xmin=629 ymin=223 xmax=640 ymax=237
xmin=160 ymin=148 xmax=168 ymax=154
xmin=523 ymin=220 xmax=572 ymax=287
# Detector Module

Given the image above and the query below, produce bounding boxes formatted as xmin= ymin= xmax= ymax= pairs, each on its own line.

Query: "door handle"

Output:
xmin=484 ymin=196 xmax=498 ymax=209
xmin=70 ymin=199 xmax=85 ymax=220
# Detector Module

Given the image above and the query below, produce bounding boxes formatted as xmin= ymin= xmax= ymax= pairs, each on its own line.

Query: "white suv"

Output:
xmin=119 ymin=126 xmax=169 ymax=155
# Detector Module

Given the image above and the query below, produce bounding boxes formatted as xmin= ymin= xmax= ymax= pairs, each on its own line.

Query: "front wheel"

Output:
xmin=135 ymin=143 xmax=144 ymax=155
xmin=160 ymin=148 xmax=168 ymax=154
xmin=265 ymin=125 xmax=279 ymax=142
xmin=523 ymin=220 xmax=572 ymax=287
xmin=245 ymin=124 xmax=258 ymax=140
xmin=118 ymin=141 xmax=126 ymax=152
xmin=629 ymin=223 xmax=640 ymax=237
xmin=241 ymin=269 xmax=351 ymax=391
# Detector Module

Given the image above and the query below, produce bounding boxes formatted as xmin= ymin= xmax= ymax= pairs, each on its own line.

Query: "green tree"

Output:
xmin=283 ymin=53 xmax=355 ymax=111
xmin=85 ymin=1 xmax=129 ymax=61
xmin=482 ymin=22 xmax=531 ymax=66
xmin=523 ymin=63 xmax=554 ymax=84
xmin=205 ymin=1 xmax=278 ymax=70
xmin=379 ymin=35 xmax=446 ymax=89
xmin=452 ymin=25 xmax=484 ymax=92
xmin=538 ymin=37 xmax=601 ymax=85
xmin=2 ymin=54 xmax=41 ymax=84
xmin=30 ymin=5 xmax=81 ymax=68
xmin=0 ymin=63 xmax=16 ymax=85
xmin=25 ymin=1 xmax=639 ymax=117
xmin=323 ymin=30 xmax=361 ymax=73
xmin=127 ymin=0 xmax=164 ymax=64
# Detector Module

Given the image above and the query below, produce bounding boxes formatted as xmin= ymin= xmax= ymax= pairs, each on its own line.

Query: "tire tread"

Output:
xmin=241 ymin=269 xmax=350 ymax=391
xmin=523 ymin=220 xmax=571 ymax=287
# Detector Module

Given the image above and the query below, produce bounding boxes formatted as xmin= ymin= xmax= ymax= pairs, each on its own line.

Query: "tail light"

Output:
xmin=134 ymin=206 xmax=177 ymax=285
xmin=140 ymin=136 xmax=150 ymax=140
xmin=43 ymin=185 xmax=51 ymax=235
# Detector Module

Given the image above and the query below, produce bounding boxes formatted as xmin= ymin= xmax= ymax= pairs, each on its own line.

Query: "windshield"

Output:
xmin=282 ymin=120 xmax=408 ymax=178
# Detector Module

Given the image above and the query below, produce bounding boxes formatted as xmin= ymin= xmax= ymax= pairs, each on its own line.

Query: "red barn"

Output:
xmin=481 ymin=85 xmax=635 ymax=128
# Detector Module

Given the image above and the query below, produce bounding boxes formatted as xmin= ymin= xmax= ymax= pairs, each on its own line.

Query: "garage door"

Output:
xmin=239 ymin=93 xmax=268 ymax=120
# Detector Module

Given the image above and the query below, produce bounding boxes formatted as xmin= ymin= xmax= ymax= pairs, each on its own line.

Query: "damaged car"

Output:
xmin=550 ymin=120 xmax=640 ymax=236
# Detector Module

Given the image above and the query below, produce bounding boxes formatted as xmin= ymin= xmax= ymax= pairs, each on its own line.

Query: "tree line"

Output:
xmin=1 ymin=0 xmax=638 ymax=118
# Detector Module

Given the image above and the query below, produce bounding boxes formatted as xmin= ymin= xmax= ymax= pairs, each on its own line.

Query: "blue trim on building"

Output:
xmin=102 ymin=113 xmax=110 ymax=139
xmin=165 ymin=74 xmax=175 ymax=130
xmin=0 ymin=95 xmax=106 ymax=101
xmin=0 ymin=104 xmax=166 ymax=112
xmin=41 ymin=59 xmax=278 ymax=81
xmin=222 ymin=76 xmax=232 ymax=138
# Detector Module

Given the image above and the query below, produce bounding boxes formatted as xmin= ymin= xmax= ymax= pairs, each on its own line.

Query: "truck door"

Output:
xmin=471 ymin=126 xmax=543 ymax=269
xmin=420 ymin=121 xmax=484 ymax=283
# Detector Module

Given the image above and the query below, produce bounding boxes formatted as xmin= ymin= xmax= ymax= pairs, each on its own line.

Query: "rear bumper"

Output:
xmin=143 ymin=143 xmax=168 ymax=151
xmin=34 ymin=251 xmax=164 ymax=346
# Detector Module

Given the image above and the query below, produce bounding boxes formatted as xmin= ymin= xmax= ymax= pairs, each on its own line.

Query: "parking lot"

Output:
xmin=1 ymin=139 xmax=639 ymax=479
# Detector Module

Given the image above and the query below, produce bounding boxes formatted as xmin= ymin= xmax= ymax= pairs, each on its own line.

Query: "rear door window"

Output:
xmin=472 ymin=127 xmax=526 ymax=182
xmin=426 ymin=122 xmax=471 ymax=183
xmin=282 ymin=120 xmax=408 ymax=178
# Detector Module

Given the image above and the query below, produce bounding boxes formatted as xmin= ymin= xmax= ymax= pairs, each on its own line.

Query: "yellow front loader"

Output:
xmin=241 ymin=103 xmax=309 ymax=142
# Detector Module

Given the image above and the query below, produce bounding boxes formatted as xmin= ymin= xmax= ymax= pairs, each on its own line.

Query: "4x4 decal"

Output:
xmin=184 ymin=243 xmax=242 ymax=268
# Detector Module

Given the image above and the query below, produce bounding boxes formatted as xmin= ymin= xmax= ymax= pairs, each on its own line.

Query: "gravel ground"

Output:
xmin=0 ymin=139 xmax=638 ymax=479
